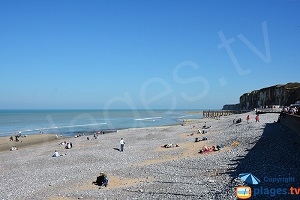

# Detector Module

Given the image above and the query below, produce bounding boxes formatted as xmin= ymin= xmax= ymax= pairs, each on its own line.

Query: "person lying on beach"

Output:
xmin=93 ymin=172 xmax=108 ymax=188
xmin=163 ymin=144 xmax=179 ymax=148
xmin=199 ymin=144 xmax=223 ymax=154
xmin=195 ymin=137 xmax=207 ymax=142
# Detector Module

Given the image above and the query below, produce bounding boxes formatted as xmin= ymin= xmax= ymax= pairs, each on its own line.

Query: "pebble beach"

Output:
xmin=1 ymin=112 xmax=300 ymax=200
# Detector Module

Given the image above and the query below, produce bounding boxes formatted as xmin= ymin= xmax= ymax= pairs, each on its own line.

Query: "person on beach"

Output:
xmin=246 ymin=115 xmax=250 ymax=123
xmin=52 ymin=150 xmax=61 ymax=157
xmin=255 ymin=114 xmax=259 ymax=122
xmin=93 ymin=172 xmax=109 ymax=188
xmin=65 ymin=143 xmax=72 ymax=149
xmin=10 ymin=146 xmax=18 ymax=151
xmin=120 ymin=138 xmax=125 ymax=152
xmin=163 ymin=144 xmax=179 ymax=148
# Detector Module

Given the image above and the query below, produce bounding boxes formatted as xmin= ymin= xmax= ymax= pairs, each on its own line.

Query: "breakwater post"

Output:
xmin=203 ymin=110 xmax=251 ymax=118
xmin=203 ymin=110 xmax=235 ymax=118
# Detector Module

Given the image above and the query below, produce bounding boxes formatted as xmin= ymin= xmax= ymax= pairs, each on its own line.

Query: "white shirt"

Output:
xmin=53 ymin=152 xmax=60 ymax=157
xmin=120 ymin=139 xmax=125 ymax=145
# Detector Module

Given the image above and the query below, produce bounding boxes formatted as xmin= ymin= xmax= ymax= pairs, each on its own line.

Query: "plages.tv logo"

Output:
xmin=236 ymin=186 xmax=252 ymax=199
xmin=236 ymin=173 xmax=260 ymax=199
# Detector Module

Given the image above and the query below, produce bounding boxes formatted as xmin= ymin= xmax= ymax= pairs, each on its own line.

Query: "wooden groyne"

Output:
xmin=202 ymin=110 xmax=250 ymax=118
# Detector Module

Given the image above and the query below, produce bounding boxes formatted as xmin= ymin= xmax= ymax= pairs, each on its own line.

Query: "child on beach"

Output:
xmin=246 ymin=115 xmax=250 ymax=123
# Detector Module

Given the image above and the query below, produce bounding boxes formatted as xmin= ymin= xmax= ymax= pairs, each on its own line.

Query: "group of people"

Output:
xmin=9 ymin=133 xmax=24 ymax=151
xmin=233 ymin=114 xmax=260 ymax=125
xmin=9 ymin=133 xmax=23 ymax=142
xmin=53 ymin=141 xmax=73 ymax=157
xmin=282 ymin=106 xmax=299 ymax=115
xmin=59 ymin=141 xmax=73 ymax=149
xmin=197 ymin=129 xmax=208 ymax=134
xmin=246 ymin=114 xmax=260 ymax=123
xmin=199 ymin=144 xmax=223 ymax=154
xmin=10 ymin=146 xmax=18 ymax=151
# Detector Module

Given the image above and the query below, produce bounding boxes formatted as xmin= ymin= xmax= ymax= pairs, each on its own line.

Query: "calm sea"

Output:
xmin=0 ymin=109 xmax=203 ymax=137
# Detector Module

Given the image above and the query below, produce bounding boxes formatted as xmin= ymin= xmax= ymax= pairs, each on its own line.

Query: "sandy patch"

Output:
xmin=0 ymin=134 xmax=59 ymax=152
xmin=134 ymin=139 xmax=231 ymax=166
xmin=47 ymin=197 xmax=75 ymax=200
xmin=60 ymin=175 xmax=149 ymax=193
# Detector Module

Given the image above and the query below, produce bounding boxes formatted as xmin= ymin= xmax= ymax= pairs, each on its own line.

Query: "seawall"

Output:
xmin=280 ymin=113 xmax=300 ymax=136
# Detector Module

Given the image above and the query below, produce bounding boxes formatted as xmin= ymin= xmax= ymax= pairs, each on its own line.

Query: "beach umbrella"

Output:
xmin=239 ymin=173 xmax=260 ymax=185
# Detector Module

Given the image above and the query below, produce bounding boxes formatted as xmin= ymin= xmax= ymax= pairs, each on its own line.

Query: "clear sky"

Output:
xmin=0 ymin=0 xmax=299 ymax=110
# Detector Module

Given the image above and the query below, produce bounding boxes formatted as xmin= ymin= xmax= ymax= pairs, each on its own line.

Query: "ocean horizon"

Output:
xmin=0 ymin=109 xmax=204 ymax=137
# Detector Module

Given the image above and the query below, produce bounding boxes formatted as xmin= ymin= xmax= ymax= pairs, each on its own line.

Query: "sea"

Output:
xmin=0 ymin=109 xmax=203 ymax=137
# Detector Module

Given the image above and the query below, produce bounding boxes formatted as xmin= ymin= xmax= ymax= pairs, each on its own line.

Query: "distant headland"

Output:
xmin=223 ymin=82 xmax=300 ymax=110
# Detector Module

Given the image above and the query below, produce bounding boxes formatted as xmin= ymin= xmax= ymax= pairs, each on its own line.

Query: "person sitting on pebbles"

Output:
xmin=93 ymin=172 xmax=108 ymax=188
xmin=65 ymin=142 xmax=72 ymax=149
xmin=163 ymin=144 xmax=179 ymax=148
xmin=52 ymin=150 xmax=62 ymax=157
xmin=10 ymin=146 xmax=18 ymax=151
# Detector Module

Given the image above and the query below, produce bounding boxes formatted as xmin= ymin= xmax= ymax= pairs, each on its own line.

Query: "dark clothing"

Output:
xmin=93 ymin=174 xmax=108 ymax=187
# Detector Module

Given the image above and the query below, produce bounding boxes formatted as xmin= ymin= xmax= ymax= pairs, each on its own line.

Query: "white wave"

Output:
xmin=134 ymin=117 xmax=162 ymax=121
xmin=23 ymin=123 xmax=108 ymax=131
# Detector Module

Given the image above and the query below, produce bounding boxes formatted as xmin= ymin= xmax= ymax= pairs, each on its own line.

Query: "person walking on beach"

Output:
xmin=120 ymin=138 xmax=125 ymax=152
xmin=255 ymin=114 xmax=259 ymax=122
xmin=246 ymin=115 xmax=250 ymax=124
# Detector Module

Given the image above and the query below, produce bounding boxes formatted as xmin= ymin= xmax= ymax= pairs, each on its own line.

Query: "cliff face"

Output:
xmin=239 ymin=82 xmax=300 ymax=110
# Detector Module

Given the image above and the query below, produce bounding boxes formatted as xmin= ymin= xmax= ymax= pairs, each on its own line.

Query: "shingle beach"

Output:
xmin=1 ymin=112 xmax=300 ymax=200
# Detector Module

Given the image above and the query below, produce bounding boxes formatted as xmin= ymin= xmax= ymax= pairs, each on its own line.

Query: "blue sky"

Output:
xmin=0 ymin=0 xmax=299 ymax=109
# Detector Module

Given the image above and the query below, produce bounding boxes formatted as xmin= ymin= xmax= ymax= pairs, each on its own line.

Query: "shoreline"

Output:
xmin=0 ymin=116 xmax=222 ymax=153
xmin=0 ymin=109 xmax=202 ymax=138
